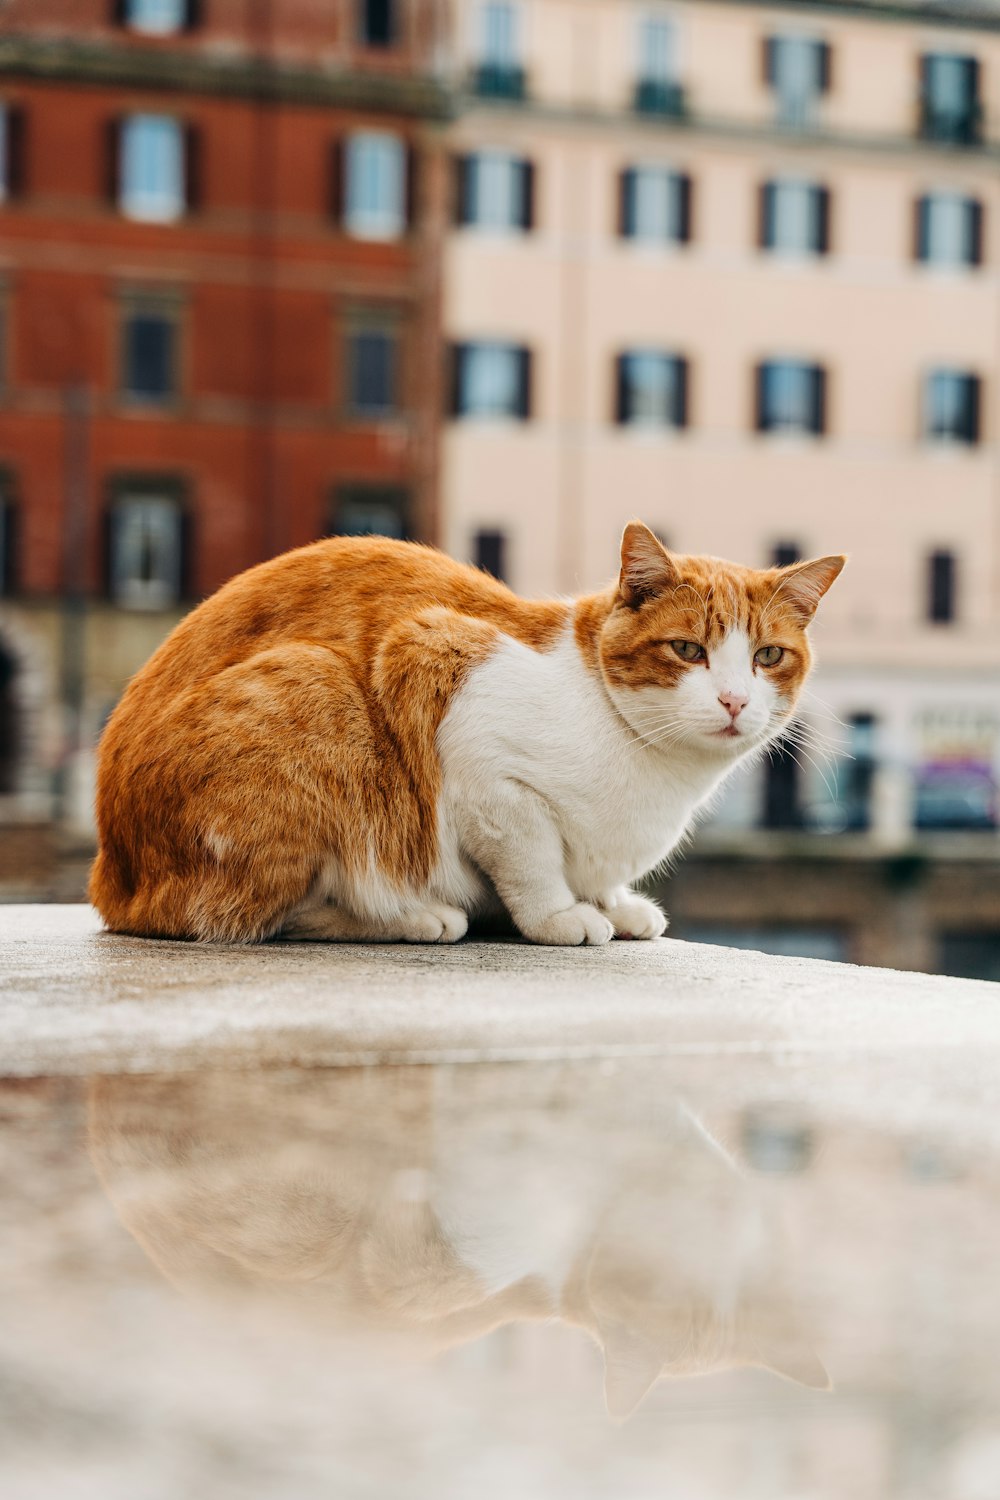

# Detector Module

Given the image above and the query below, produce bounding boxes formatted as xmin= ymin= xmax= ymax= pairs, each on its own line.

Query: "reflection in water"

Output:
xmin=88 ymin=1066 xmax=827 ymax=1417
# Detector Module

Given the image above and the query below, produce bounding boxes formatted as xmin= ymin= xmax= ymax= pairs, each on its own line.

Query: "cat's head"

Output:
xmin=597 ymin=523 xmax=844 ymax=756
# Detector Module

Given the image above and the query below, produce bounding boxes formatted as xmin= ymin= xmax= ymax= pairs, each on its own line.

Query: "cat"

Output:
xmin=88 ymin=1065 xmax=829 ymax=1417
xmin=89 ymin=522 xmax=843 ymax=944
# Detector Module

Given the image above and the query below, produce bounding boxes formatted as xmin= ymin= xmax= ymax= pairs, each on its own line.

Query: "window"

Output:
xmin=116 ymin=0 xmax=197 ymax=33
xmin=475 ymin=528 xmax=506 ymax=581
xmin=359 ymin=0 xmax=395 ymax=47
xmin=634 ymin=16 xmax=684 ymax=117
xmin=928 ymin=550 xmax=957 ymax=623
xmin=920 ymin=54 xmax=981 ymax=144
xmin=0 ymin=104 xmax=25 ymax=202
xmin=771 ymin=542 xmax=801 ymax=568
xmin=122 ymin=309 xmax=177 ymax=403
xmin=343 ymin=131 xmax=406 ymax=241
xmin=759 ymin=180 xmax=829 ymax=256
xmin=346 ymin=325 xmax=398 ymax=417
xmin=455 ymin=152 xmax=534 ymax=231
xmin=614 ymin=352 xmax=687 ymax=428
xmin=0 ymin=483 xmax=15 ymax=596
xmin=924 ymin=371 xmax=980 ymax=444
xmin=763 ymin=743 xmax=804 ymax=828
xmin=618 ymin=167 xmax=691 ymax=244
xmin=330 ymin=485 xmax=409 ymax=539
xmin=764 ymin=35 xmax=830 ymax=128
xmin=475 ymin=1 xmax=525 ymax=99
xmin=915 ymin=194 xmax=982 ymax=268
xmin=108 ymin=492 xmax=184 ymax=609
xmin=452 ymin=342 xmax=531 ymax=419
xmin=756 ymin=361 xmax=826 ymax=435
xmin=119 ymin=114 xmax=186 ymax=222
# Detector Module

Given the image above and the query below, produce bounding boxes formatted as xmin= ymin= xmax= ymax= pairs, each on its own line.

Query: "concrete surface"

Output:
xmin=4 ymin=907 xmax=1000 ymax=1500
xmin=2 ymin=904 xmax=1000 ymax=1084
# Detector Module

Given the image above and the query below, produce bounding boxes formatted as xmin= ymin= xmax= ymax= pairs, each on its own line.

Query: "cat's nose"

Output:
xmin=718 ymin=692 xmax=748 ymax=720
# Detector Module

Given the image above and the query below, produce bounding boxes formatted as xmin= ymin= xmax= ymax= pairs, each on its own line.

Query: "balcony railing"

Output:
xmin=472 ymin=63 xmax=526 ymax=102
xmin=632 ymin=78 xmax=686 ymax=120
xmin=919 ymin=100 xmax=983 ymax=145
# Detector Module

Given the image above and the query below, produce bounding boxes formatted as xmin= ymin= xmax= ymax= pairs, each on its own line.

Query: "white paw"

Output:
xmin=400 ymin=905 xmax=468 ymax=944
xmin=524 ymin=902 xmax=615 ymax=947
xmin=606 ymin=894 xmax=668 ymax=941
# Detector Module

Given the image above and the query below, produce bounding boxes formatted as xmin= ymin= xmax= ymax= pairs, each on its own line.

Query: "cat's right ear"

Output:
xmin=619 ymin=522 xmax=678 ymax=608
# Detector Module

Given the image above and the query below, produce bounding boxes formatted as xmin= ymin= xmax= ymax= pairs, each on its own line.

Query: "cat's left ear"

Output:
xmin=619 ymin=522 xmax=679 ymax=608
xmin=771 ymin=554 xmax=846 ymax=624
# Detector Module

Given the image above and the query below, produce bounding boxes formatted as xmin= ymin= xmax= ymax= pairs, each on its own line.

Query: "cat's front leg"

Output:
xmin=597 ymin=887 xmax=668 ymax=941
xmin=461 ymin=781 xmax=614 ymax=947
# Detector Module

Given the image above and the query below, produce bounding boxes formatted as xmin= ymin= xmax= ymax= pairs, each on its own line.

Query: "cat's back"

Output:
xmin=116 ymin=535 xmax=565 ymax=711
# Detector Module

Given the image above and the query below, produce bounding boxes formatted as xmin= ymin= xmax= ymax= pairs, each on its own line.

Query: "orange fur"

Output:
xmin=90 ymin=538 xmax=566 ymax=941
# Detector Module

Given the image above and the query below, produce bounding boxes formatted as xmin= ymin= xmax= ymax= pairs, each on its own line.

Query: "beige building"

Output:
xmin=440 ymin=0 xmax=1000 ymax=867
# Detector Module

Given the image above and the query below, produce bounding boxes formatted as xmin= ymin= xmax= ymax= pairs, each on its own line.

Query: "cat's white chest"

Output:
xmin=437 ymin=624 xmax=724 ymax=900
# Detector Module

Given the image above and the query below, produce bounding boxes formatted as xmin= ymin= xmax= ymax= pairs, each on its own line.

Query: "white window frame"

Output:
xmin=631 ymin=166 xmax=682 ymax=243
xmin=771 ymin=34 xmax=824 ymax=128
xmin=344 ymin=131 xmax=406 ymax=242
xmin=478 ymin=0 xmax=520 ymax=66
xmin=770 ymin=178 xmax=820 ymax=256
xmin=925 ymin=192 xmax=975 ymax=267
xmin=120 ymin=114 xmax=185 ymax=224
xmin=637 ymin=13 xmax=676 ymax=84
xmin=460 ymin=342 xmax=523 ymax=419
xmin=469 ymin=150 xmax=522 ymax=232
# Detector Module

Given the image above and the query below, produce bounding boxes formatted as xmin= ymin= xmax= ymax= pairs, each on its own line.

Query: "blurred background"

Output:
xmin=0 ymin=0 xmax=998 ymax=977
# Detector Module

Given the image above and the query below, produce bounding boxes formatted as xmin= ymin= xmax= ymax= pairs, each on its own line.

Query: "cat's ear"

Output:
xmin=619 ymin=522 xmax=679 ymax=608
xmin=770 ymin=555 xmax=846 ymax=624
xmin=600 ymin=1324 xmax=662 ymax=1420
xmin=743 ymin=1307 xmax=832 ymax=1391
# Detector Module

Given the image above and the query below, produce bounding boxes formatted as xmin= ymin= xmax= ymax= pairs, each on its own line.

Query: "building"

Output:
xmin=0 ymin=0 xmax=448 ymax=841
xmin=439 ymin=0 xmax=1000 ymax=972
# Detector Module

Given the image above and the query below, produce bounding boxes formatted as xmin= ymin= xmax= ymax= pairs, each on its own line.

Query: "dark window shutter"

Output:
xmin=520 ymin=158 xmax=535 ymax=231
xmin=763 ymin=36 xmax=777 ymax=86
xmin=810 ymin=365 xmax=826 ymax=434
xmin=112 ymin=0 xmax=128 ymax=24
xmin=674 ymin=357 xmax=689 ymax=428
xmin=919 ymin=53 xmax=930 ymax=104
xmin=184 ymin=123 xmax=202 ymax=212
xmin=103 ymin=505 xmax=117 ymax=599
xmin=759 ymin=182 xmax=774 ymax=249
xmin=1 ymin=501 xmax=17 ymax=595
xmin=474 ymin=529 xmax=506 ymax=581
xmin=969 ymin=199 xmax=984 ymax=266
xmin=329 ymin=137 xmax=344 ymax=225
xmin=914 ymin=195 xmax=929 ymax=262
xmin=449 ymin=343 xmax=465 ymax=416
xmin=515 ymin=347 xmax=532 ymax=419
xmin=675 ymin=173 xmax=692 ymax=243
xmin=618 ymin=168 xmax=635 ymax=237
xmin=818 ymin=40 xmax=832 ymax=93
xmin=184 ymin=0 xmax=203 ymax=31
xmin=967 ymin=375 xmax=981 ymax=443
xmin=405 ymin=143 xmax=419 ymax=230
xmin=755 ymin=364 xmax=769 ymax=431
xmin=967 ymin=56 xmax=981 ymax=107
xmin=104 ymin=117 xmax=121 ymax=206
xmin=928 ymin=550 xmax=956 ymax=622
xmin=5 ymin=106 xmax=26 ymax=199
xmin=614 ymin=354 xmax=629 ymax=423
xmin=816 ymin=185 xmax=831 ymax=254
xmin=179 ymin=505 xmax=194 ymax=600
xmin=454 ymin=154 xmax=471 ymax=226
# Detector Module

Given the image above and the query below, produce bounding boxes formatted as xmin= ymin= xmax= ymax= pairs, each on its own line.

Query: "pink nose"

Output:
xmin=718 ymin=692 xmax=748 ymax=720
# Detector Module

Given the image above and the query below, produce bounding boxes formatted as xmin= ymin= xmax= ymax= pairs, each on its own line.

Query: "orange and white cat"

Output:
xmin=89 ymin=523 xmax=843 ymax=944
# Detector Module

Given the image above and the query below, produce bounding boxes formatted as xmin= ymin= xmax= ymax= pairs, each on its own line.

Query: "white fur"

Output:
xmin=432 ymin=616 xmax=785 ymax=945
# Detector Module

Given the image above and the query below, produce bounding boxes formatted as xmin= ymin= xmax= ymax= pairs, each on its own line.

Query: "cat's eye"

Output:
xmin=755 ymin=645 xmax=784 ymax=667
xmin=670 ymin=640 xmax=706 ymax=663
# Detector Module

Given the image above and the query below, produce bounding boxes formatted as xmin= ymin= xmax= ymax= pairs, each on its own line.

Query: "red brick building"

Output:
xmin=0 ymin=0 xmax=448 ymax=823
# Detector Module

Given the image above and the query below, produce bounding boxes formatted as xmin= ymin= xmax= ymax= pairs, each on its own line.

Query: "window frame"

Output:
xmin=764 ymin=34 xmax=831 ymax=128
xmin=755 ymin=360 xmax=827 ymax=437
xmin=455 ymin=150 xmax=534 ymax=232
xmin=119 ymin=293 xmax=183 ymax=408
xmin=105 ymin=475 xmax=189 ymax=611
xmin=614 ymin=350 xmax=689 ymax=430
xmin=118 ymin=112 xmax=188 ymax=224
xmin=923 ymin=369 xmax=981 ymax=445
xmin=759 ymin=178 xmax=830 ymax=257
xmin=343 ymin=130 xmax=407 ymax=242
xmin=451 ymin=340 xmax=532 ymax=421
xmin=327 ymin=483 xmax=411 ymax=541
xmin=915 ymin=192 xmax=983 ymax=269
xmin=343 ymin=312 xmax=402 ymax=421
xmin=116 ymin=0 xmax=200 ymax=34
xmin=618 ymin=165 xmax=692 ymax=245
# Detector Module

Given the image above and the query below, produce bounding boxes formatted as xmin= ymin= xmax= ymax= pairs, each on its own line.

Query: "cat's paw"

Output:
xmin=605 ymin=894 xmax=668 ymax=941
xmin=523 ymin=902 xmax=615 ymax=947
xmin=400 ymin=904 xmax=469 ymax=943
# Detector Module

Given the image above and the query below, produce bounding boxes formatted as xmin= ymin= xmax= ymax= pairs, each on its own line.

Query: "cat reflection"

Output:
xmin=88 ymin=1066 xmax=827 ymax=1417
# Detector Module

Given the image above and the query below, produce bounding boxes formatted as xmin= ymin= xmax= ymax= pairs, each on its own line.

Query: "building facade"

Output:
xmin=439 ymin=0 xmax=1000 ymax=966
xmin=0 ymin=0 xmax=448 ymax=831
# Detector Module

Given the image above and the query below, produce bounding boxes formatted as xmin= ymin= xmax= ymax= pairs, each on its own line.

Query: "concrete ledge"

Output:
xmin=2 ymin=905 xmax=998 ymax=1085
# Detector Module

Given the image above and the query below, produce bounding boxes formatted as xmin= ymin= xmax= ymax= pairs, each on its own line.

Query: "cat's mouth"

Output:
xmin=716 ymin=724 xmax=742 ymax=739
